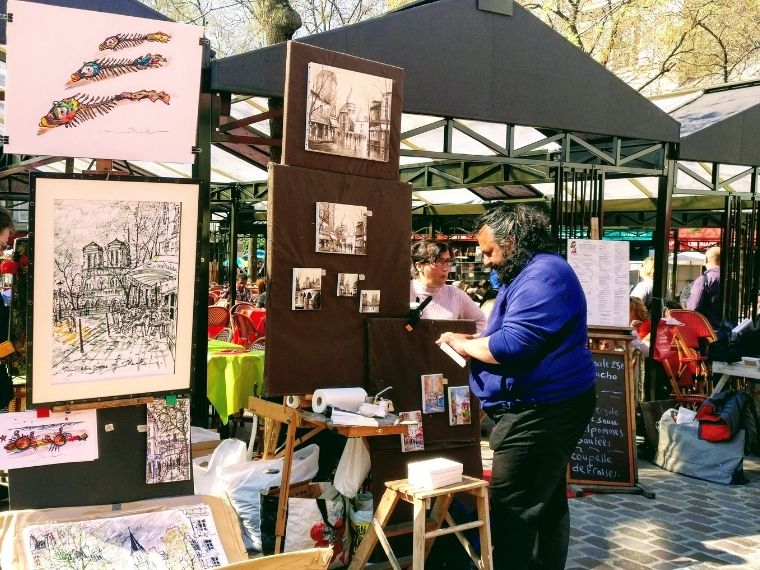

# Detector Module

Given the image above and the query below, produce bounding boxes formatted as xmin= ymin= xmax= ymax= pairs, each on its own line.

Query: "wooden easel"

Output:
xmin=248 ymin=396 xmax=410 ymax=554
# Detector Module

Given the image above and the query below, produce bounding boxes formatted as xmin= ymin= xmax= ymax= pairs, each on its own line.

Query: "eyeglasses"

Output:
xmin=430 ymin=257 xmax=453 ymax=268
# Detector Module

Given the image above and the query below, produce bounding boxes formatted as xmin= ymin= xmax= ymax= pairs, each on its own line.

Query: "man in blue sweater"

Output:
xmin=438 ymin=204 xmax=596 ymax=570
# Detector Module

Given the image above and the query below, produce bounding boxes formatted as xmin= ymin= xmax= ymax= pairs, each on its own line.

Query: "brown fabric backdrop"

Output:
xmin=265 ymin=165 xmax=411 ymax=395
xmin=282 ymin=41 xmax=404 ymax=181
xmin=366 ymin=319 xmax=483 ymax=511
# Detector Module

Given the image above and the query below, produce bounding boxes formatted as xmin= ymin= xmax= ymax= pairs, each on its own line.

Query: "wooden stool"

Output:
xmin=349 ymin=475 xmax=493 ymax=570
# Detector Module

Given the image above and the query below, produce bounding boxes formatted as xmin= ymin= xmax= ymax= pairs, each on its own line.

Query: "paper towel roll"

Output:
xmin=285 ymin=395 xmax=301 ymax=409
xmin=312 ymin=387 xmax=368 ymax=414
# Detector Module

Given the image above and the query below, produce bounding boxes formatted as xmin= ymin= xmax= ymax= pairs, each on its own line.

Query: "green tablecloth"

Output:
xmin=207 ymin=339 xmax=265 ymax=423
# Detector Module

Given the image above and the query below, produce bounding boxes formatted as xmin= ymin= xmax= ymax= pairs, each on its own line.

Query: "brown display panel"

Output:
xmin=265 ymin=165 xmax=411 ymax=395
xmin=567 ymin=350 xmax=636 ymax=487
xmin=366 ymin=318 xmax=483 ymax=508
xmin=282 ymin=41 xmax=404 ymax=181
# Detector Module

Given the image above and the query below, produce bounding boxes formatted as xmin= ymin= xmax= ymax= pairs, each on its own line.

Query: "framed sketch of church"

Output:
xmin=28 ymin=174 xmax=200 ymax=406
xmin=316 ymin=202 xmax=368 ymax=255
xmin=306 ymin=62 xmax=393 ymax=162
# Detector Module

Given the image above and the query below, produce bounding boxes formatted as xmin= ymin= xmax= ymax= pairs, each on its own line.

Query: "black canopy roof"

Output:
xmin=670 ymin=81 xmax=760 ymax=167
xmin=211 ymin=0 xmax=679 ymax=143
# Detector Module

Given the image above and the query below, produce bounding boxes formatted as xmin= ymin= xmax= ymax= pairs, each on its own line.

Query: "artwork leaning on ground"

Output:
xmin=21 ymin=503 xmax=228 ymax=569
xmin=306 ymin=62 xmax=393 ymax=162
xmin=29 ymin=176 xmax=200 ymax=406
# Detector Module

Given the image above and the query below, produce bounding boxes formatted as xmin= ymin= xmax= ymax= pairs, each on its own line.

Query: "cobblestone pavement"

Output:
xmin=482 ymin=442 xmax=760 ymax=569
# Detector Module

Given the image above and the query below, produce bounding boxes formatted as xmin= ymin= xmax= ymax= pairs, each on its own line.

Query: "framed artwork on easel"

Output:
xmin=27 ymin=173 xmax=201 ymax=407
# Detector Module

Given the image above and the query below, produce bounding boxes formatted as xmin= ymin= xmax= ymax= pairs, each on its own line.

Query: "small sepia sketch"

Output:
xmin=399 ymin=410 xmax=424 ymax=453
xmin=22 ymin=503 xmax=228 ymax=569
xmin=306 ymin=62 xmax=393 ymax=162
xmin=359 ymin=290 xmax=380 ymax=313
xmin=146 ymin=397 xmax=191 ymax=484
xmin=337 ymin=273 xmax=360 ymax=297
xmin=293 ymin=268 xmax=322 ymax=310
xmin=448 ymin=385 xmax=472 ymax=425
xmin=316 ymin=202 xmax=368 ymax=255
xmin=421 ymin=373 xmax=445 ymax=414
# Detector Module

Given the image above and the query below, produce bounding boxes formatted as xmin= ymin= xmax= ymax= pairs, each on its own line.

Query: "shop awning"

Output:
xmin=129 ymin=267 xmax=176 ymax=289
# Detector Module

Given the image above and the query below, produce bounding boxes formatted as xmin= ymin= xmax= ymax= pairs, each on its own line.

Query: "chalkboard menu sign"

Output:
xmin=568 ymin=350 xmax=636 ymax=487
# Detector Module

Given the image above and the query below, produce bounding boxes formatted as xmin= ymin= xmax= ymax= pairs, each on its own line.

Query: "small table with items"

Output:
xmin=711 ymin=360 xmax=760 ymax=394
xmin=207 ymin=339 xmax=265 ymax=426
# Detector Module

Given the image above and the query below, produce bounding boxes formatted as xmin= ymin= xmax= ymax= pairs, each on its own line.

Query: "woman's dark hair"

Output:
xmin=410 ymin=240 xmax=452 ymax=278
xmin=0 ymin=208 xmax=13 ymax=233
xmin=476 ymin=203 xmax=555 ymax=286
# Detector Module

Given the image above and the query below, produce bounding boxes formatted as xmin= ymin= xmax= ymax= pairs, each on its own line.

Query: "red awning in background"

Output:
xmin=669 ymin=228 xmax=722 ymax=251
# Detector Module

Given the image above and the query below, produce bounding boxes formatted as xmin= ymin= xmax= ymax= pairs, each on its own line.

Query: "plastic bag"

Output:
xmin=222 ymin=444 xmax=320 ymax=551
xmin=348 ymin=492 xmax=373 ymax=559
xmin=333 ymin=437 xmax=370 ymax=499
xmin=193 ymin=438 xmax=247 ymax=495
xmin=285 ymin=484 xmax=349 ymax=569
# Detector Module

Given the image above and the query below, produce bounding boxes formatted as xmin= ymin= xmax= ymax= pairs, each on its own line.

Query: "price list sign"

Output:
xmin=567 ymin=239 xmax=629 ymax=328
xmin=567 ymin=351 xmax=635 ymax=487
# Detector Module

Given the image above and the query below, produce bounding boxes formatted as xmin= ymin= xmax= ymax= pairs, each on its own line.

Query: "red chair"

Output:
xmin=653 ymin=319 xmax=709 ymax=407
xmin=230 ymin=312 xmax=259 ymax=349
xmin=231 ymin=301 xmax=257 ymax=319
xmin=666 ymin=309 xmax=717 ymax=350
xmin=250 ymin=308 xmax=266 ymax=337
xmin=208 ymin=306 xmax=230 ymax=339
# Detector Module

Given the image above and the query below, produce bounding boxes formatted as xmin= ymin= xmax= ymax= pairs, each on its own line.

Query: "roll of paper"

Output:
xmin=285 ymin=395 xmax=301 ymax=409
xmin=312 ymin=387 xmax=368 ymax=414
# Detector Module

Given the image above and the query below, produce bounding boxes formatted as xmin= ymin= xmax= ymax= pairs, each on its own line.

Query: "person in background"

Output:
xmin=255 ymin=277 xmax=267 ymax=308
xmin=436 ymin=204 xmax=595 ymax=570
xmin=630 ymin=256 xmax=655 ymax=310
xmin=410 ymin=240 xmax=486 ymax=333
xmin=629 ymin=296 xmax=651 ymax=357
xmin=0 ymin=208 xmax=12 ymax=249
xmin=686 ymin=246 xmax=721 ymax=330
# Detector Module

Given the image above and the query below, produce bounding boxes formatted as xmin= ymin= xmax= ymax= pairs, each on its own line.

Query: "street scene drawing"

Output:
xmin=52 ymin=199 xmax=181 ymax=384
xmin=306 ymin=62 xmax=393 ymax=162
xmin=146 ymin=397 xmax=191 ymax=484
xmin=316 ymin=202 xmax=368 ymax=255
xmin=292 ymin=268 xmax=322 ymax=310
xmin=421 ymin=373 xmax=445 ymax=414
xmin=22 ymin=503 xmax=228 ymax=569
xmin=337 ymin=273 xmax=359 ymax=297
xmin=399 ymin=410 xmax=424 ymax=453
xmin=448 ymin=385 xmax=472 ymax=425
xmin=359 ymin=290 xmax=380 ymax=313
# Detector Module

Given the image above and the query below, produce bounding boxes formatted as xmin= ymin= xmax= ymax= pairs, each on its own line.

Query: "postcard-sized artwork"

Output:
xmin=306 ymin=62 xmax=393 ymax=162
xmin=146 ymin=397 xmax=191 ymax=484
xmin=448 ymin=386 xmax=472 ymax=426
xmin=359 ymin=290 xmax=381 ymax=313
xmin=0 ymin=409 xmax=98 ymax=470
xmin=293 ymin=268 xmax=323 ymax=310
xmin=421 ymin=373 xmax=446 ymax=414
xmin=316 ymin=202 xmax=368 ymax=255
xmin=399 ymin=410 xmax=424 ymax=453
xmin=22 ymin=503 xmax=229 ymax=569
xmin=337 ymin=273 xmax=359 ymax=297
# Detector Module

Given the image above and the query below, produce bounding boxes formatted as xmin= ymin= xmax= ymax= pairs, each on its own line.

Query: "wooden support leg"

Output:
xmin=412 ymin=497 xmax=427 ymax=570
xmin=273 ymin=418 xmax=297 ymax=554
xmin=263 ymin=417 xmax=280 ymax=459
xmin=348 ymin=488 xmax=399 ymax=570
xmin=475 ymin=487 xmax=493 ymax=570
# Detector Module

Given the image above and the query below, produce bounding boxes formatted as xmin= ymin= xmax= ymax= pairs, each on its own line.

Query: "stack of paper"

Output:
xmin=407 ymin=458 xmax=463 ymax=490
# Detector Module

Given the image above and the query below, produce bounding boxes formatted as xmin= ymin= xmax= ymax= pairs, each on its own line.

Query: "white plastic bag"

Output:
xmin=285 ymin=484 xmax=349 ymax=569
xmin=348 ymin=492 xmax=373 ymax=559
xmin=333 ymin=437 xmax=370 ymax=498
xmin=222 ymin=444 xmax=320 ymax=551
xmin=193 ymin=438 xmax=247 ymax=495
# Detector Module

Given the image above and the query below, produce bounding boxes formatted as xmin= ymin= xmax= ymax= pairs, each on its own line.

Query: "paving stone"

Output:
xmin=615 ymin=548 xmax=659 ymax=564
xmin=616 ymin=526 xmax=653 ymax=541
xmin=610 ymin=558 xmax=651 ymax=570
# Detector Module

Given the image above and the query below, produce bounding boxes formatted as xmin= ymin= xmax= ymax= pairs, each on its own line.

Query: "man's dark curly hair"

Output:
xmin=0 ymin=208 xmax=12 ymax=234
xmin=476 ymin=203 xmax=555 ymax=286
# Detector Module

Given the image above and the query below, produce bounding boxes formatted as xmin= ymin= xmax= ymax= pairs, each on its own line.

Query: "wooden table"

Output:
xmin=248 ymin=396 xmax=410 ymax=554
xmin=711 ymin=360 xmax=760 ymax=394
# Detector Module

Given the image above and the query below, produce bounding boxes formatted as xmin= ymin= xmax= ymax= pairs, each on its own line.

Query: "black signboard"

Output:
xmin=568 ymin=350 xmax=636 ymax=487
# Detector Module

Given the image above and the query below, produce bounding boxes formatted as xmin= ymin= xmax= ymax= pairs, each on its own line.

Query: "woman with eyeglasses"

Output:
xmin=410 ymin=240 xmax=486 ymax=333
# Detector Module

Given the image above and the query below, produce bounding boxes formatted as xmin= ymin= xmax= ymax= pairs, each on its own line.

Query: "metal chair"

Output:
xmin=230 ymin=312 xmax=259 ymax=350
xmin=208 ymin=305 xmax=230 ymax=339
